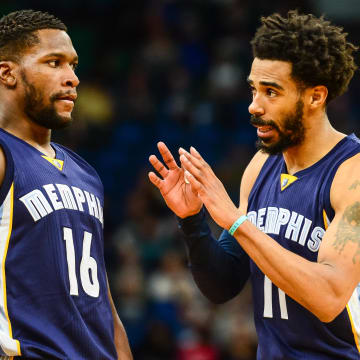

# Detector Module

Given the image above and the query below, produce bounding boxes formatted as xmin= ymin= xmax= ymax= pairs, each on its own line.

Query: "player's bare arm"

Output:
xmin=106 ymin=277 xmax=133 ymax=360
xmin=333 ymin=202 xmax=360 ymax=261
xmin=331 ymin=165 xmax=360 ymax=263
xmin=180 ymin=147 xmax=360 ymax=322
xmin=315 ymin=154 xmax=360 ymax=306
xmin=0 ymin=146 xmax=6 ymax=187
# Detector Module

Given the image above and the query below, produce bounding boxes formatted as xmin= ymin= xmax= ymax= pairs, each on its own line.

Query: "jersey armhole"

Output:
xmin=322 ymin=174 xmax=335 ymax=222
xmin=0 ymin=140 xmax=14 ymax=206
xmin=322 ymin=150 xmax=360 ymax=222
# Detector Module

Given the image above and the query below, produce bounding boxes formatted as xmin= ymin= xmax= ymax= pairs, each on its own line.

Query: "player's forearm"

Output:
xmin=187 ymin=232 xmax=250 ymax=303
xmin=234 ymin=220 xmax=350 ymax=322
xmin=107 ymin=280 xmax=133 ymax=359
xmin=113 ymin=317 xmax=133 ymax=360
xmin=179 ymin=209 xmax=250 ymax=303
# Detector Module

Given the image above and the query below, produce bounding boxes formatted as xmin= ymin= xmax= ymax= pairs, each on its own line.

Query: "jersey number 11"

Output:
xmin=263 ymin=275 xmax=288 ymax=319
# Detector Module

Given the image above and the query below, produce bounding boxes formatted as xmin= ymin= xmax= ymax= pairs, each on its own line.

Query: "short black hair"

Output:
xmin=0 ymin=9 xmax=67 ymax=62
xmin=251 ymin=10 xmax=358 ymax=103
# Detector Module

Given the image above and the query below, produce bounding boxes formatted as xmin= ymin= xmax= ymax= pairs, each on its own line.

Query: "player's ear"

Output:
xmin=0 ymin=61 xmax=17 ymax=89
xmin=309 ymin=86 xmax=328 ymax=108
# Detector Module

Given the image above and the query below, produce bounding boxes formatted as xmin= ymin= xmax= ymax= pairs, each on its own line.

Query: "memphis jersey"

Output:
xmin=0 ymin=129 xmax=117 ymax=359
xmin=247 ymin=134 xmax=360 ymax=359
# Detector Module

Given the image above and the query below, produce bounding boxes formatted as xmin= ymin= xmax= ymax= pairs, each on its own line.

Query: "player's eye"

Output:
xmin=48 ymin=60 xmax=60 ymax=68
xmin=71 ymin=63 xmax=78 ymax=71
xmin=249 ymin=86 xmax=257 ymax=96
xmin=267 ymin=88 xmax=277 ymax=97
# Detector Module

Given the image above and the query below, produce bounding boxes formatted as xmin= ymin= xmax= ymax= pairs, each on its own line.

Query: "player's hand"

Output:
xmin=149 ymin=142 xmax=203 ymax=218
xmin=179 ymin=146 xmax=241 ymax=229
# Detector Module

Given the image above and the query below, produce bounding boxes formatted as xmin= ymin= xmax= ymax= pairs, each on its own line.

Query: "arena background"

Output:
xmin=3 ymin=1 xmax=360 ymax=359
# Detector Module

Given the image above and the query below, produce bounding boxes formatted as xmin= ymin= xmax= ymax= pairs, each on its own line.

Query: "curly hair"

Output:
xmin=0 ymin=9 xmax=67 ymax=62
xmin=251 ymin=10 xmax=358 ymax=103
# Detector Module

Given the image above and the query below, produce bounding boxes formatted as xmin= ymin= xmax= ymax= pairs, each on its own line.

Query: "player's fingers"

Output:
xmin=190 ymin=146 xmax=204 ymax=161
xmin=184 ymin=169 xmax=191 ymax=184
xmin=184 ymin=170 xmax=198 ymax=195
xmin=180 ymin=147 xmax=205 ymax=172
xmin=189 ymin=146 xmax=215 ymax=176
xmin=190 ymin=146 xmax=207 ymax=164
xmin=180 ymin=154 xmax=202 ymax=181
xmin=148 ymin=171 xmax=163 ymax=190
xmin=149 ymin=154 xmax=168 ymax=178
xmin=184 ymin=169 xmax=202 ymax=194
xmin=158 ymin=142 xmax=178 ymax=171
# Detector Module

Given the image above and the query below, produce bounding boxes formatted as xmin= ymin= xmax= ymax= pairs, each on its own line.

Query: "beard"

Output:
xmin=250 ymin=99 xmax=305 ymax=155
xmin=21 ymin=72 xmax=73 ymax=130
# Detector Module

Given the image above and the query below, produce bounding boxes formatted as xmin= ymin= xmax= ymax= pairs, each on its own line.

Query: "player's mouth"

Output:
xmin=55 ymin=93 xmax=77 ymax=105
xmin=255 ymin=125 xmax=277 ymax=139
xmin=250 ymin=115 xmax=280 ymax=139
xmin=56 ymin=93 xmax=77 ymax=103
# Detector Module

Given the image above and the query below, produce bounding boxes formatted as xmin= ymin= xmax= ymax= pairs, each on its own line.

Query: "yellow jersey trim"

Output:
xmin=322 ymin=210 xmax=329 ymax=230
xmin=346 ymin=304 xmax=360 ymax=354
xmin=280 ymin=174 xmax=298 ymax=191
xmin=41 ymin=156 xmax=64 ymax=171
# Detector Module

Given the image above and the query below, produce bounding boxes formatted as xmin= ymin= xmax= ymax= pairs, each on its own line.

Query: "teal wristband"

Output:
xmin=228 ymin=215 xmax=248 ymax=236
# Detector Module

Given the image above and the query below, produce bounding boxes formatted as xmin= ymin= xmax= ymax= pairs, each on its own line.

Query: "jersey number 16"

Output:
xmin=63 ymin=227 xmax=100 ymax=298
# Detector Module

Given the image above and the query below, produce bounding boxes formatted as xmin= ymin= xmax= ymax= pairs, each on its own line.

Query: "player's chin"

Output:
xmin=256 ymin=137 xmax=282 ymax=155
xmin=52 ymin=112 xmax=73 ymax=129
xmin=259 ymin=137 xmax=273 ymax=145
xmin=258 ymin=134 xmax=278 ymax=146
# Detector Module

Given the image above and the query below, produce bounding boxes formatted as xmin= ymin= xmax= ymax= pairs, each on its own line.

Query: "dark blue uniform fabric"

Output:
xmin=247 ymin=134 xmax=360 ymax=359
xmin=179 ymin=134 xmax=360 ymax=359
xmin=0 ymin=128 xmax=117 ymax=359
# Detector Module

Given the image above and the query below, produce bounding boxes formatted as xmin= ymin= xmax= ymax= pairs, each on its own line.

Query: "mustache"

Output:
xmin=250 ymin=115 xmax=279 ymax=131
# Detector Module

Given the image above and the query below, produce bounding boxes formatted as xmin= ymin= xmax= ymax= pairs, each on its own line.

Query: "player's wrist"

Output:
xmin=177 ymin=207 xmax=207 ymax=236
xmin=177 ymin=206 xmax=203 ymax=219
xmin=227 ymin=214 xmax=248 ymax=236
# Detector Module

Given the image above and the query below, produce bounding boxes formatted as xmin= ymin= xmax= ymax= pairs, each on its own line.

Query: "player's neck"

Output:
xmin=0 ymin=110 xmax=54 ymax=158
xmin=282 ymin=113 xmax=346 ymax=175
xmin=0 ymin=96 xmax=56 ymax=157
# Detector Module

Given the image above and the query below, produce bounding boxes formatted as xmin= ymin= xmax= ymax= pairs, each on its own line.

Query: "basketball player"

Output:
xmin=149 ymin=11 xmax=360 ymax=359
xmin=0 ymin=10 xmax=132 ymax=359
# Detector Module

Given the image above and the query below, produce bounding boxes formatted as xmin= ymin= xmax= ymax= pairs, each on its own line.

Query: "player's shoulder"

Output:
xmin=331 ymin=152 xmax=360 ymax=212
xmin=331 ymin=151 xmax=360 ymax=187
xmin=239 ymin=151 xmax=269 ymax=212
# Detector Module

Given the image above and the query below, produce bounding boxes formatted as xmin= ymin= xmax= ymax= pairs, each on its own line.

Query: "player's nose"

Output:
xmin=248 ymin=95 xmax=265 ymax=117
xmin=62 ymin=66 xmax=80 ymax=88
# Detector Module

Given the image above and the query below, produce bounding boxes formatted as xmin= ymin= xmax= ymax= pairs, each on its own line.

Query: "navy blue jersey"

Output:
xmin=247 ymin=134 xmax=360 ymax=359
xmin=0 ymin=129 xmax=117 ymax=359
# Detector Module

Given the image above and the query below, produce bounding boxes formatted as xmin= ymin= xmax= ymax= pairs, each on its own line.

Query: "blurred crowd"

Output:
xmin=4 ymin=0 xmax=360 ymax=358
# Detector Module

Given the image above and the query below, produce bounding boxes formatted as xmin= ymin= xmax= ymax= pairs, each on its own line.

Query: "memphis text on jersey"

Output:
xmin=19 ymin=183 xmax=104 ymax=225
xmin=247 ymin=206 xmax=325 ymax=252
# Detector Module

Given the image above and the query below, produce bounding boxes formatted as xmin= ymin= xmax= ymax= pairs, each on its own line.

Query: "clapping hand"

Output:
xmin=179 ymin=146 xmax=240 ymax=230
xmin=148 ymin=142 xmax=203 ymax=218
